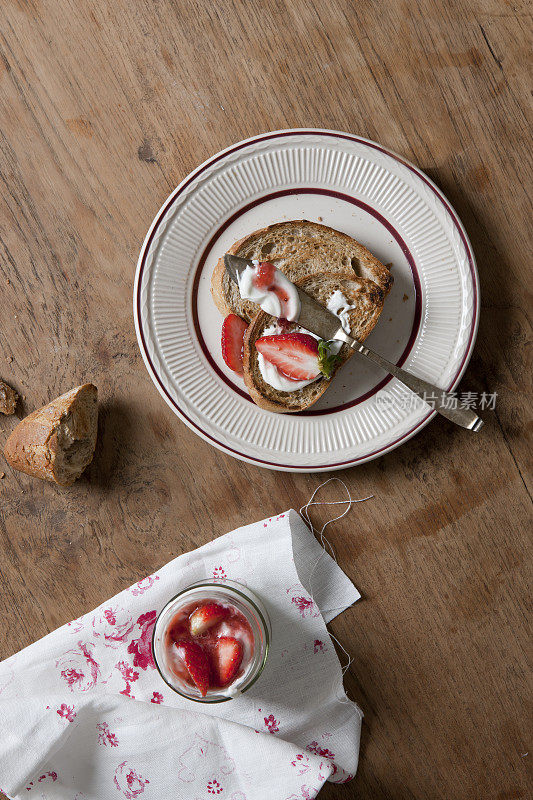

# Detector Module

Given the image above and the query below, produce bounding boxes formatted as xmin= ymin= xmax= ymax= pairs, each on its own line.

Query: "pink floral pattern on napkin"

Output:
xmin=56 ymin=641 xmax=101 ymax=692
xmin=130 ymin=575 xmax=160 ymax=597
xmin=67 ymin=617 xmax=84 ymax=634
xmin=97 ymin=722 xmax=119 ymax=747
xmin=116 ymin=661 xmax=139 ymax=699
xmin=91 ymin=607 xmax=135 ymax=649
xmin=212 ymin=566 xmax=227 ymax=582
xmin=291 ymin=754 xmax=311 ymax=775
xmin=56 ymin=703 xmax=76 ymax=722
xmin=113 ymin=762 xmax=150 ymax=798
xmin=306 ymin=741 xmax=335 ymax=761
xmin=286 ymin=586 xmax=320 ymax=618
xmin=263 ymin=713 xmax=280 ymax=734
xmin=26 ymin=772 xmax=58 ymax=792
xmin=127 ymin=611 xmax=157 ymax=671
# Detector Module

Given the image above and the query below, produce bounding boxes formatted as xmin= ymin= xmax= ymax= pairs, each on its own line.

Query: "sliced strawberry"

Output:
xmin=211 ymin=636 xmax=243 ymax=687
xmin=252 ymin=261 xmax=276 ymax=289
xmin=255 ymin=332 xmax=320 ymax=381
xmin=221 ymin=314 xmax=248 ymax=375
xmin=189 ymin=602 xmax=229 ymax=636
xmin=174 ymin=640 xmax=210 ymax=696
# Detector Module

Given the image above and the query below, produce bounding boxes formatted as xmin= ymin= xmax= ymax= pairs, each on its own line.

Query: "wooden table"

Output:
xmin=0 ymin=1 xmax=531 ymax=797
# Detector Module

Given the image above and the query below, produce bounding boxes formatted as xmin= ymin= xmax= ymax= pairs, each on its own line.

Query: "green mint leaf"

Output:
xmin=317 ymin=340 xmax=340 ymax=380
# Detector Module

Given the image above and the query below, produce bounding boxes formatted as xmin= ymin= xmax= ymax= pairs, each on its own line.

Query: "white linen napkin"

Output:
xmin=0 ymin=510 xmax=362 ymax=800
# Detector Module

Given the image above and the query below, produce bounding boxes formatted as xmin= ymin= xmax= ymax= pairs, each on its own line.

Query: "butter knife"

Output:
xmin=224 ymin=254 xmax=483 ymax=431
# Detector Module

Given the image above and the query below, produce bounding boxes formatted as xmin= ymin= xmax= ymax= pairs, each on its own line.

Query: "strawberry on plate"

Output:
xmin=221 ymin=314 xmax=248 ymax=375
xmin=211 ymin=636 xmax=243 ymax=687
xmin=189 ymin=602 xmax=229 ymax=637
xmin=174 ymin=640 xmax=210 ymax=696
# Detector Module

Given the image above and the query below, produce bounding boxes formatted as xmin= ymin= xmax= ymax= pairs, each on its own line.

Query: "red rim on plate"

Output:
xmin=134 ymin=129 xmax=479 ymax=471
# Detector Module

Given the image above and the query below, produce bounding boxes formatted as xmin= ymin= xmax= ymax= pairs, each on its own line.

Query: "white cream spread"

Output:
xmin=237 ymin=262 xmax=301 ymax=322
xmin=326 ymin=290 xmax=357 ymax=334
xmin=257 ymin=291 xmax=356 ymax=393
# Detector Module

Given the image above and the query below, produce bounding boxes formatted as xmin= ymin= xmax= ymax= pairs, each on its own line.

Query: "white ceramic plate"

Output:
xmin=134 ymin=130 xmax=479 ymax=472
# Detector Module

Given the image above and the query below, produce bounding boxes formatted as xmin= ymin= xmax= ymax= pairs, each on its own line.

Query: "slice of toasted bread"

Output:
xmin=4 ymin=383 xmax=98 ymax=486
xmin=211 ymin=220 xmax=392 ymax=322
xmin=243 ymin=273 xmax=386 ymax=412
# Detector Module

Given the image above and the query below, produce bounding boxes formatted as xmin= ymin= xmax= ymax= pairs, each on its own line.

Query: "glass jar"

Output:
xmin=152 ymin=580 xmax=271 ymax=703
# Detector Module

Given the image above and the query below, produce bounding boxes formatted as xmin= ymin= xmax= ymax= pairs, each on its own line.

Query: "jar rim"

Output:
xmin=152 ymin=580 xmax=270 ymax=703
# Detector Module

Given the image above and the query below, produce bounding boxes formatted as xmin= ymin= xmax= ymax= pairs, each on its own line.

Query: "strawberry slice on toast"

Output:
xmin=255 ymin=332 xmax=338 ymax=382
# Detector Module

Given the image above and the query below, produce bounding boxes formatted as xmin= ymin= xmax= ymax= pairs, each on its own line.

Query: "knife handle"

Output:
xmin=339 ymin=334 xmax=483 ymax=431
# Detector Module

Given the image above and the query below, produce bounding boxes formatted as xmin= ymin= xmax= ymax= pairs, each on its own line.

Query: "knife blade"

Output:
xmin=223 ymin=254 xmax=345 ymax=342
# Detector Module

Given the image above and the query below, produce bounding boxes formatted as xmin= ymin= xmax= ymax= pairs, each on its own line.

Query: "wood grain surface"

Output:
xmin=0 ymin=1 xmax=531 ymax=798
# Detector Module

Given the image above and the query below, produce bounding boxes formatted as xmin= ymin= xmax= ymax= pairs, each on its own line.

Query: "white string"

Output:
xmin=299 ymin=478 xmax=373 ymax=598
xmin=299 ymin=478 xmax=373 ymax=688
xmin=329 ymin=632 xmax=353 ymax=677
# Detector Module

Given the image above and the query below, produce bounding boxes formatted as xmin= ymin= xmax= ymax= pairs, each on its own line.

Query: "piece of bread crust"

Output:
xmin=211 ymin=220 xmax=392 ymax=323
xmin=0 ymin=380 xmax=18 ymax=415
xmin=243 ymin=273 xmax=386 ymax=413
xmin=4 ymin=383 xmax=98 ymax=486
